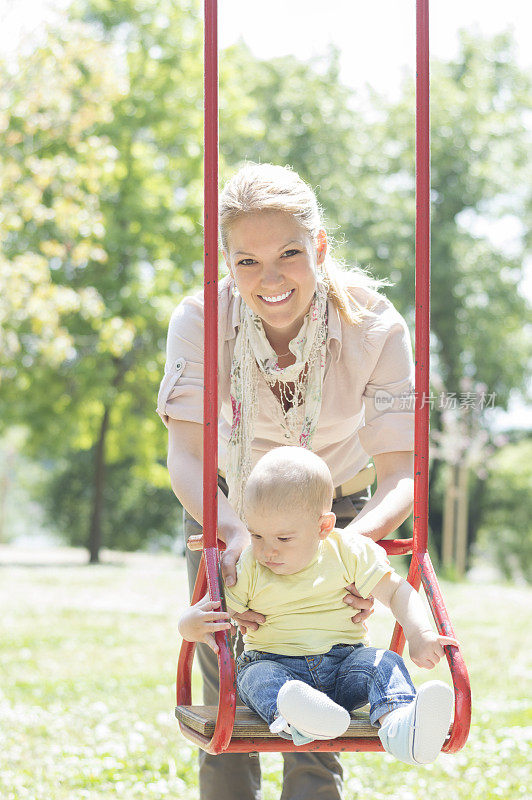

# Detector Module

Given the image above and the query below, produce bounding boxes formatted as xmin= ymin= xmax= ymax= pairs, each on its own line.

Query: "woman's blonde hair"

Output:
xmin=219 ymin=162 xmax=388 ymax=324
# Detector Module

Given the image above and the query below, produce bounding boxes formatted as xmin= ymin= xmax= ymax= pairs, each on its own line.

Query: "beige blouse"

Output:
xmin=157 ymin=276 xmax=415 ymax=488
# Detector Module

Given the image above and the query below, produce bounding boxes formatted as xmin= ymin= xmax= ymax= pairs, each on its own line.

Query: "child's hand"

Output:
xmin=178 ymin=595 xmax=234 ymax=654
xmin=408 ymin=630 xmax=459 ymax=669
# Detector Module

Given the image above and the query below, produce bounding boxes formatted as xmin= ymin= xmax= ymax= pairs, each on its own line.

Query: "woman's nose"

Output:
xmin=260 ymin=262 xmax=284 ymax=287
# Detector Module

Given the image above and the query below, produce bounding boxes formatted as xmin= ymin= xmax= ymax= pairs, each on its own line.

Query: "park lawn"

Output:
xmin=0 ymin=546 xmax=530 ymax=800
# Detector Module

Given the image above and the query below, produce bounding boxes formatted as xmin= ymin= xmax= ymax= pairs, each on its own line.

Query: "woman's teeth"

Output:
xmin=260 ymin=290 xmax=293 ymax=303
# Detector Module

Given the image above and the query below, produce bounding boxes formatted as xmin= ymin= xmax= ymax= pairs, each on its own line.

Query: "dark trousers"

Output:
xmin=184 ymin=478 xmax=370 ymax=800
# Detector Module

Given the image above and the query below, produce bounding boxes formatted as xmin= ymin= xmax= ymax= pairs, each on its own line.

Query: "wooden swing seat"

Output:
xmin=176 ymin=705 xmax=377 ymax=740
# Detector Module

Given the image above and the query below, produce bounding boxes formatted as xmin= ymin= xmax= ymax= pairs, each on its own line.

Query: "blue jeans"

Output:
xmin=237 ymin=643 xmax=416 ymax=728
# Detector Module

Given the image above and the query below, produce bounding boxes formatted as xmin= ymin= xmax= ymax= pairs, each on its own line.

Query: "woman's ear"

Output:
xmin=318 ymin=511 xmax=336 ymax=538
xmin=316 ymin=229 xmax=327 ymax=266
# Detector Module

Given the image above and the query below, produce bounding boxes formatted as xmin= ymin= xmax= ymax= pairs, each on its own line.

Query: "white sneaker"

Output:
xmin=276 ymin=680 xmax=351 ymax=740
xmin=378 ymin=681 xmax=454 ymax=765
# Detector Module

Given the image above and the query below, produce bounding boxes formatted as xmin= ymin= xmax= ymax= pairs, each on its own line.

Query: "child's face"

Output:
xmin=245 ymin=503 xmax=334 ymax=576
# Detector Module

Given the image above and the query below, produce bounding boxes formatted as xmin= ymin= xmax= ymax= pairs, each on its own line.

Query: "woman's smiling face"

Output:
xmin=225 ymin=210 xmax=325 ymax=346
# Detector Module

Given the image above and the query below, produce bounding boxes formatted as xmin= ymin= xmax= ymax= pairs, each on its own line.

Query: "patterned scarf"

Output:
xmin=226 ymin=281 xmax=328 ymax=519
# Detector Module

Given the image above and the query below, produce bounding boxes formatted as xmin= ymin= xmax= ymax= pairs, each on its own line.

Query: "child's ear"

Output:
xmin=318 ymin=511 xmax=336 ymax=538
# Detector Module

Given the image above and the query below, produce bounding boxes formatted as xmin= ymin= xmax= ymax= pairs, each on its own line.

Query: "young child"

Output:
xmin=178 ymin=447 xmax=458 ymax=765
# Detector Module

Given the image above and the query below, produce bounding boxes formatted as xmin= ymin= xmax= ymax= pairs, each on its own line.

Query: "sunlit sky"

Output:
xmin=218 ymin=0 xmax=532 ymax=98
xmin=1 ymin=0 xmax=530 ymax=427
xmin=1 ymin=0 xmax=531 ymax=89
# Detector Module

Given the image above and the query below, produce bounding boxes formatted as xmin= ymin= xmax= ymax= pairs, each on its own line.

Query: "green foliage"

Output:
xmin=37 ymin=449 xmax=181 ymax=551
xmin=477 ymin=437 xmax=532 ymax=582
xmin=0 ymin=0 xmax=204 ymax=459
xmin=0 ymin=1 xmax=205 ymax=554
xmin=219 ymin=31 xmax=531 ymax=410
xmin=379 ymin=31 xmax=531 ymax=404
xmin=0 ymin=3 xmax=529 ymax=563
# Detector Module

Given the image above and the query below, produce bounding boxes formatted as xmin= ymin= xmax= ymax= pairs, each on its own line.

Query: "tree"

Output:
xmin=369 ymin=32 xmax=531 ymax=562
xmin=1 ymin=8 xmax=529 ymax=568
xmin=376 ymin=31 xmax=530 ymax=406
xmin=1 ymin=3 xmax=380 ymax=560
xmin=0 ymin=2 xmax=205 ymax=561
xmin=476 ymin=437 xmax=532 ymax=583
xmin=219 ymin=32 xmax=531 ymax=566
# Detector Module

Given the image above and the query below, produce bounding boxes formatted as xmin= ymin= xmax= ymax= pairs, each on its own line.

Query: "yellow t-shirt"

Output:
xmin=224 ymin=529 xmax=392 ymax=656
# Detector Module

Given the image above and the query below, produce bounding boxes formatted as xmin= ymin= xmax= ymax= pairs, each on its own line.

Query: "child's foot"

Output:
xmin=378 ymin=681 xmax=454 ymax=765
xmin=269 ymin=680 xmax=351 ymax=745
xmin=269 ymin=715 xmax=314 ymax=746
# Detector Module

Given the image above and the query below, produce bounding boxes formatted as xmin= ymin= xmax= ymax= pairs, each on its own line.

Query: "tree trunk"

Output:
xmin=88 ymin=406 xmax=110 ymax=564
xmin=467 ymin=475 xmax=487 ymax=569
xmin=442 ymin=463 xmax=457 ymax=569
xmin=428 ymin=458 xmax=444 ymax=555
xmin=455 ymin=463 xmax=469 ymax=577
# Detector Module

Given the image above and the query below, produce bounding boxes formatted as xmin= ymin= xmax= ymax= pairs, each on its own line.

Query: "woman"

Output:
xmin=158 ymin=163 xmax=415 ymax=800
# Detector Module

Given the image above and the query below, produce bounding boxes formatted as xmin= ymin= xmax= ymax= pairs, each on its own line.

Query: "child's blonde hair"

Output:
xmin=243 ymin=446 xmax=334 ymax=519
xmin=219 ymin=162 xmax=388 ymax=324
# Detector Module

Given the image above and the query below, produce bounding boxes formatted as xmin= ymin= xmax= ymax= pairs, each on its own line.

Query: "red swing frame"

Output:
xmin=176 ymin=0 xmax=471 ymax=755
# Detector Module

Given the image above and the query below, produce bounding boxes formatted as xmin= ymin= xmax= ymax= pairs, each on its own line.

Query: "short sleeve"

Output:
xmin=156 ymin=292 xmax=206 ymax=428
xmin=357 ymin=303 xmax=415 ymax=456
xmin=341 ymin=533 xmax=393 ymax=598
xmin=224 ymin=547 xmax=254 ymax=613
xmin=156 ymin=278 xmax=237 ymax=428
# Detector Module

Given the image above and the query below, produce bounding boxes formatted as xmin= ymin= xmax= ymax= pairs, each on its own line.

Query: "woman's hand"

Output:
xmin=221 ymin=528 xmax=266 ymax=634
xmin=230 ymin=609 xmax=266 ymax=635
xmin=343 ymin=583 xmax=375 ymax=623
xmin=178 ymin=595 xmax=235 ymax=654
xmin=220 ymin=527 xmax=251 ymax=588
xmin=187 ymin=525 xmax=251 ymax=589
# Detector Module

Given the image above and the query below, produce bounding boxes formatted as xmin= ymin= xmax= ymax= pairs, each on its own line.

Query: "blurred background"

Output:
xmin=0 ymin=0 xmax=530 ymax=580
xmin=1 ymin=4 xmax=531 ymax=799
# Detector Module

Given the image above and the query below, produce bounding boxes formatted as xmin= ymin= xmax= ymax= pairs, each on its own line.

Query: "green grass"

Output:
xmin=1 ymin=546 xmax=530 ymax=800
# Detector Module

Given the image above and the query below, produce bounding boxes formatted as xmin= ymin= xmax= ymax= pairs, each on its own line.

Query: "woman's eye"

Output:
xmin=238 ymin=258 xmax=256 ymax=266
xmin=282 ymin=249 xmax=300 ymax=258
xmin=251 ymin=533 xmax=261 ymax=540
xmin=278 ymin=537 xmax=291 ymax=543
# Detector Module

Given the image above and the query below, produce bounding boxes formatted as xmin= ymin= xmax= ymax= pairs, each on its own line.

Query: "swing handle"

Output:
xmin=186 ymin=533 xmax=413 ymax=556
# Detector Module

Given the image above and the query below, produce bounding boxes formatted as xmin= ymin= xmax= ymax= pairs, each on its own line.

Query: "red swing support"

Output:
xmin=175 ymin=0 xmax=471 ymax=755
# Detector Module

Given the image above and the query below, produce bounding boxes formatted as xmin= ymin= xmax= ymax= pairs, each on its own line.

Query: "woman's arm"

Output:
xmin=344 ymin=450 xmax=414 ymax=542
xmin=342 ymin=450 xmax=413 ymax=618
xmin=167 ymin=418 xmax=250 ymax=585
xmin=168 ymin=418 xmax=266 ymax=632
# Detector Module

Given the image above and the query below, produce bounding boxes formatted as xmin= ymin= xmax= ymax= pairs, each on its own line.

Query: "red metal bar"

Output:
xmin=187 ymin=534 xmax=414 ymax=556
xmin=379 ymin=538 xmax=413 ymax=556
xmin=413 ymin=0 xmax=430 ymax=557
xmin=176 ymin=553 xmax=207 ymax=706
xmin=197 ymin=0 xmax=238 ymax=755
xmin=221 ymin=738 xmax=383 ymax=753
xmin=203 ymin=0 xmax=219 ymax=551
xmin=389 ymin=552 xmax=422 ymax=654
xmin=417 ymin=554 xmax=472 ymax=752
xmin=178 ymin=722 xmax=386 ymax=754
